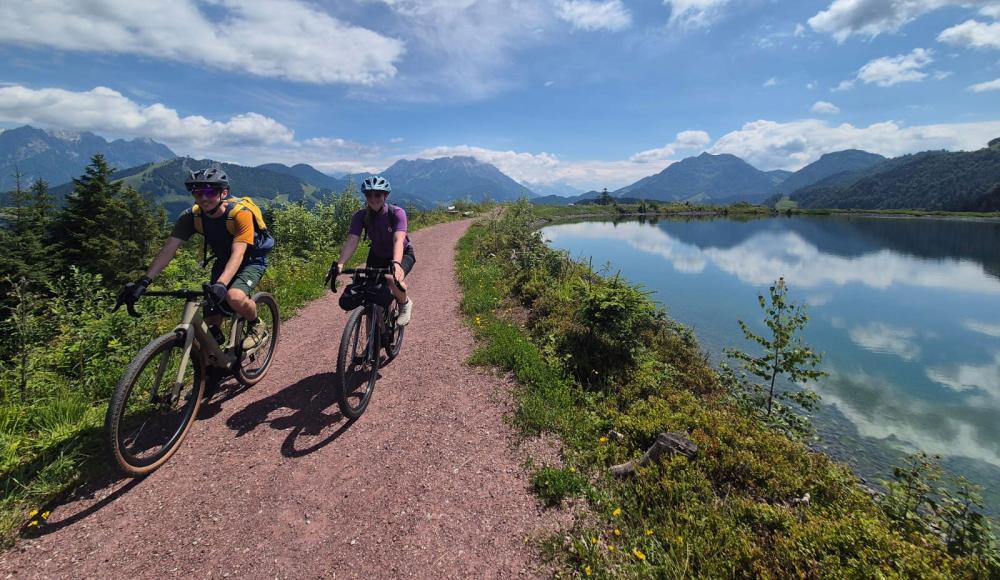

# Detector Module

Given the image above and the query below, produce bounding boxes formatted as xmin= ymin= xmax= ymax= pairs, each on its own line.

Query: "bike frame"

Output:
xmin=145 ymin=294 xmax=239 ymax=403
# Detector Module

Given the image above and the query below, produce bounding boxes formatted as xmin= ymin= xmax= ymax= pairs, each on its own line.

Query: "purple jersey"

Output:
xmin=348 ymin=205 xmax=411 ymax=259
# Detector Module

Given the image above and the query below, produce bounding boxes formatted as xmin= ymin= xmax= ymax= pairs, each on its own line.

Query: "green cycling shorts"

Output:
xmin=212 ymin=263 xmax=266 ymax=297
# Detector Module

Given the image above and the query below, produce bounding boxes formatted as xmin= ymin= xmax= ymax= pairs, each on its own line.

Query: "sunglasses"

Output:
xmin=364 ymin=190 xmax=386 ymax=198
xmin=191 ymin=187 xmax=222 ymax=199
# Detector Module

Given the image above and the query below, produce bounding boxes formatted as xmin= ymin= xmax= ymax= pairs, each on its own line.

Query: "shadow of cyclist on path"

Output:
xmin=225 ymin=372 xmax=354 ymax=458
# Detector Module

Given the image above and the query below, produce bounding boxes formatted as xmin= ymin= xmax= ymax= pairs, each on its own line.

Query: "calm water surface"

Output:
xmin=543 ymin=215 xmax=1000 ymax=512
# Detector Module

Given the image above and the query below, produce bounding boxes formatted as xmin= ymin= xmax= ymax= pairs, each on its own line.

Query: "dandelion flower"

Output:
xmin=599 ymin=436 xmax=608 ymax=444
xmin=613 ymin=528 xmax=621 ymax=537
xmin=633 ymin=548 xmax=646 ymax=561
xmin=584 ymin=565 xmax=592 ymax=576
xmin=612 ymin=507 xmax=621 ymax=517
xmin=645 ymin=529 xmax=653 ymax=536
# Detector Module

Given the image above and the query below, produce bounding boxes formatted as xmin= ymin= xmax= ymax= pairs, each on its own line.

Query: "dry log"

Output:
xmin=609 ymin=432 xmax=697 ymax=477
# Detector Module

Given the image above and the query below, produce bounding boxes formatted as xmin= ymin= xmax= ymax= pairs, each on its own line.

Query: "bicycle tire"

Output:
xmin=336 ymin=306 xmax=379 ymax=419
xmin=105 ymin=332 xmax=205 ymax=477
xmin=381 ymin=301 xmax=405 ymax=366
xmin=235 ymin=292 xmax=280 ymax=386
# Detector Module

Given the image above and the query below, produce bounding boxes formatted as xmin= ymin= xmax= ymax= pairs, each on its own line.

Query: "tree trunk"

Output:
xmin=610 ymin=432 xmax=698 ymax=477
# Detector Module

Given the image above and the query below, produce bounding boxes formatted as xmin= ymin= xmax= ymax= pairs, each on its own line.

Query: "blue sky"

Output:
xmin=1 ymin=0 xmax=998 ymax=191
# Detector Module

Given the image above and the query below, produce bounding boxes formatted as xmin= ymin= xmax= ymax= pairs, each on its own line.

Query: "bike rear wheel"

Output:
xmin=235 ymin=292 xmax=280 ymax=386
xmin=105 ymin=332 xmax=205 ymax=477
xmin=336 ymin=306 xmax=379 ymax=419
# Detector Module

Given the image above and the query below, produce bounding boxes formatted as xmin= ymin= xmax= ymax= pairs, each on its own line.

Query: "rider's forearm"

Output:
xmin=337 ymin=234 xmax=360 ymax=266
xmin=216 ymin=242 xmax=247 ymax=286
xmin=392 ymin=232 xmax=405 ymax=264
xmin=144 ymin=237 xmax=184 ymax=280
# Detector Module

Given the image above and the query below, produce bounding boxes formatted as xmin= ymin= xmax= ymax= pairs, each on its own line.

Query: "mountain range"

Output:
xmin=613 ymin=152 xmax=789 ymax=204
xmin=0 ymin=125 xmax=175 ymax=192
xmin=4 ymin=124 xmax=999 ymax=213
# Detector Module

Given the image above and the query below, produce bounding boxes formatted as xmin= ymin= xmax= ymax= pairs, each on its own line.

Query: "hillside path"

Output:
xmin=1 ymin=219 xmax=566 ymax=579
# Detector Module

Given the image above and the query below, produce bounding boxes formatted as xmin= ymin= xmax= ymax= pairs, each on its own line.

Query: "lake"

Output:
xmin=542 ymin=214 xmax=1000 ymax=513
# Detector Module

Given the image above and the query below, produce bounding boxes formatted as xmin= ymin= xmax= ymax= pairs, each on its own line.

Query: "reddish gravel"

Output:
xmin=1 ymin=219 xmax=568 ymax=579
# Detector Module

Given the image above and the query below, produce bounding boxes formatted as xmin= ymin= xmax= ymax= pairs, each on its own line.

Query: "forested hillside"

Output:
xmin=783 ymin=139 xmax=1000 ymax=211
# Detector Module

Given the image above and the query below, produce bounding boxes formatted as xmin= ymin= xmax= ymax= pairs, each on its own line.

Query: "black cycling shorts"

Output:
xmin=366 ymin=245 xmax=415 ymax=274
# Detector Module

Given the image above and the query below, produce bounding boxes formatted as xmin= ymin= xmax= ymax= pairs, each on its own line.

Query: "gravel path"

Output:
xmin=1 ymin=219 xmax=566 ymax=579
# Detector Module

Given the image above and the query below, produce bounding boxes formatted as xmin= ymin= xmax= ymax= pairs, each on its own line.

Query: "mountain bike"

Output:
xmin=105 ymin=286 xmax=279 ymax=476
xmin=330 ymin=267 xmax=405 ymax=420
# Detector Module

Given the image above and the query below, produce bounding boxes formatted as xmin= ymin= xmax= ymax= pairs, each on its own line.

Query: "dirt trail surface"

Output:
xmin=1 ymin=220 xmax=567 ymax=579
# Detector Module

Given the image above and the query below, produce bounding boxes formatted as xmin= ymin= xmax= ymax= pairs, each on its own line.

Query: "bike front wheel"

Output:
xmin=105 ymin=332 xmax=205 ymax=477
xmin=235 ymin=292 xmax=280 ymax=386
xmin=336 ymin=306 xmax=379 ymax=419
xmin=381 ymin=301 xmax=405 ymax=366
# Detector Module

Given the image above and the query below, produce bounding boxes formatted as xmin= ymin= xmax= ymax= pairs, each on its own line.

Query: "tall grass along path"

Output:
xmin=0 ymin=220 xmax=566 ymax=578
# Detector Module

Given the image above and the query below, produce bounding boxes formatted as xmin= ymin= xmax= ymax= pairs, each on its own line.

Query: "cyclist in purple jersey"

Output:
xmin=330 ymin=175 xmax=415 ymax=326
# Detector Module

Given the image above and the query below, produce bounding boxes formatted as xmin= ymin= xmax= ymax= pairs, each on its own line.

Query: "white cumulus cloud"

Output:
xmin=710 ymin=118 xmax=1000 ymax=170
xmin=969 ymin=78 xmax=1000 ymax=90
xmin=0 ymin=85 xmax=294 ymax=147
xmin=764 ymin=77 xmax=779 ymax=87
xmin=856 ymin=48 xmax=935 ymax=86
xmin=811 ymin=100 xmax=841 ymax=114
xmin=808 ymin=0 xmax=1000 ymax=43
xmin=629 ymin=130 xmax=711 ymax=163
xmin=556 ymin=0 xmax=632 ymax=31
xmin=0 ymin=0 xmax=404 ymax=85
xmin=938 ymin=19 xmax=1000 ymax=49
xmin=663 ymin=0 xmax=732 ymax=29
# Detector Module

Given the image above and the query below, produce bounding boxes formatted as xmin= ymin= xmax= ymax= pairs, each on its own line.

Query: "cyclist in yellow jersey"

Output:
xmin=118 ymin=168 xmax=270 ymax=349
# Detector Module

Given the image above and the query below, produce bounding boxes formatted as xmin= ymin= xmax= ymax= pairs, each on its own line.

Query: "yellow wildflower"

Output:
xmin=633 ymin=548 xmax=646 ymax=561
xmin=590 ymin=537 xmax=598 ymax=544
xmin=608 ymin=545 xmax=616 ymax=552
xmin=645 ymin=529 xmax=654 ymax=536
xmin=569 ymin=467 xmax=576 ymax=473
xmin=584 ymin=565 xmax=592 ymax=576
xmin=27 ymin=521 xmax=38 ymax=527
xmin=613 ymin=528 xmax=621 ymax=537
xmin=41 ymin=511 xmax=50 ymax=520
xmin=612 ymin=507 xmax=621 ymax=517
xmin=599 ymin=436 xmax=608 ymax=444
xmin=28 ymin=510 xmax=38 ymax=518
xmin=676 ymin=536 xmax=683 ymax=544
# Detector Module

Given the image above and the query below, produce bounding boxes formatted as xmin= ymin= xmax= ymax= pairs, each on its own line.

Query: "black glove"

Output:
xmin=206 ymin=282 xmax=229 ymax=307
xmin=118 ymin=275 xmax=152 ymax=305
xmin=325 ymin=262 xmax=341 ymax=292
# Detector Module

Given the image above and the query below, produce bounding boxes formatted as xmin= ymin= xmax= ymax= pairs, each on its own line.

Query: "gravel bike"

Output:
xmin=106 ymin=285 xmax=279 ymax=476
xmin=330 ymin=267 xmax=405 ymax=419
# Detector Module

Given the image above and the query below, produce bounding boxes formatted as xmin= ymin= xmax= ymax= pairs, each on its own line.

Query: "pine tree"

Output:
xmin=1 ymin=174 xmax=56 ymax=292
xmin=55 ymin=154 xmax=123 ymax=283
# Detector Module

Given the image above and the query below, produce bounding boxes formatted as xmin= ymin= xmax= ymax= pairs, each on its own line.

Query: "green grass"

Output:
xmin=454 ymin=204 xmax=998 ymax=578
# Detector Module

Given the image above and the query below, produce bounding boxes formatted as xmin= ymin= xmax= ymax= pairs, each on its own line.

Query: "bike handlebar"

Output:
xmin=328 ymin=266 xmax=399 ymax=294
xmin=114 ymin=285 xmax=216 ymax=318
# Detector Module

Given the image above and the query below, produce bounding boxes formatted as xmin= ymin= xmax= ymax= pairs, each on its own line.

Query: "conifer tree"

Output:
xmin=54 ymin=154 xmax=166 ymax=287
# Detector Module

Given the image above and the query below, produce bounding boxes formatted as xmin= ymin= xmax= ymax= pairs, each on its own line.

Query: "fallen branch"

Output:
xmin=609 ymin=432 xmax=697 ymax=477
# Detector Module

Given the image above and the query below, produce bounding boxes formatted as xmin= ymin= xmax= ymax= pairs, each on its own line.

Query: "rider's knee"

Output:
xmin=226 ymin=288 xmax=248 ymax=305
